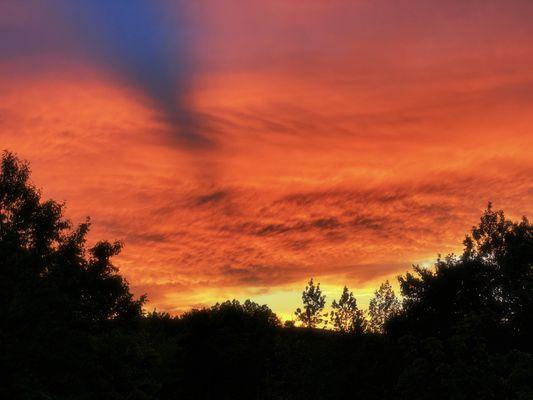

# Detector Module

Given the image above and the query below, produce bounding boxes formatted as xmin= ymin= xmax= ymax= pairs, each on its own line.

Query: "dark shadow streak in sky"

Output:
xmin=0 ymin=0 xmax=212 ymax=148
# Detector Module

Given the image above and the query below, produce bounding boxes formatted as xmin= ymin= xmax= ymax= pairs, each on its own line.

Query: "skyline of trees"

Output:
xmin=2 ymin=150 xmax=532 ymax=399
xmin=289 ymin=279 xmax=401 ymax=332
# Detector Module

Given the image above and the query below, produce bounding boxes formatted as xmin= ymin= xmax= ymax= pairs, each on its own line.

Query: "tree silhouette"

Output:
xmin=395 ymin=204 xmax=533 ymax=346
xmin=295 ymin=278 xmax=327 ymax=328
xmin=0 ymin=151 xmax=150 ymax=398
xmin=467 ymin=203 xmax=532 ymax=340
xmin=284 ymin=320 xmax=296 ymax=328
xmin=330 ymin=286 xmax=367 ymax=333
xmin=368 ymin=280 xmax=401 ymax=333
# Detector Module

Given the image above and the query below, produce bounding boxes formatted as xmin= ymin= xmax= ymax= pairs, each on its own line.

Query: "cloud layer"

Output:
xmin=1 ymin=1 xmax=533 ymax=316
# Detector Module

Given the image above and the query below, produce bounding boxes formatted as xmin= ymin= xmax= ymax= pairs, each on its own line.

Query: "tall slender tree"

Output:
xmin=368 ymin=280 xmax=401 ymax=333
xmin=295 ymin=278 xmax=327 ymax=328
xmin=330 ymin=286 xmax=367 ymax=333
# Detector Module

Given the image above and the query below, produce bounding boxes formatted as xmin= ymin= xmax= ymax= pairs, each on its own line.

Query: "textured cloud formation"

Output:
xmin=1 ymin=0 xmax=533 ymax=316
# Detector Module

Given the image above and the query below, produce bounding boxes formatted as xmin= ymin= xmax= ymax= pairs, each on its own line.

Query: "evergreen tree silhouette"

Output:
xmin=295 ymin=278 xmax=327 ymax=328
xmin=330 ymin=286 xmax=367 ymax=333
xmin=368 ymin=280 xmax=401 ymax=333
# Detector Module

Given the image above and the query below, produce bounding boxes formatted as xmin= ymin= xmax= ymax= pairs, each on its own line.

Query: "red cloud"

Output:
xmin=1 ymin=0 xmax=533 ymax=315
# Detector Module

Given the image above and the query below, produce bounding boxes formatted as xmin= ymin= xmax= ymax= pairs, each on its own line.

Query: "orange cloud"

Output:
xmin=1 ymin=1 xmax=533 ymax=317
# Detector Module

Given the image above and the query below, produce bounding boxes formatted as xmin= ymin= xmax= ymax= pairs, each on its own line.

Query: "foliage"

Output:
xmin=295 ymin=278 xmax=327 ymax=328
xmin=368 ymin=280 xmax=401 ymax=333
xmin=392 ymin=203 xmax=533 ymax=349
xmin=330 ymin=286 xmax=367 ymax=333
xmin=0 ymin=152 xmax=151 ymax=399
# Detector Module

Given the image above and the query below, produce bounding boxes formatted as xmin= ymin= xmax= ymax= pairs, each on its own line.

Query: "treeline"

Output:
xmin=289 ymin=278 xmax=400 ymax=334
xmin=1 ymin=151 xmax=532 ymax=399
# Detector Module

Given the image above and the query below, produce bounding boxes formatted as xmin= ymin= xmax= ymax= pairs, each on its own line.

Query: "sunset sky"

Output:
xmin=1 ymin=0 xmax=532 ymax=320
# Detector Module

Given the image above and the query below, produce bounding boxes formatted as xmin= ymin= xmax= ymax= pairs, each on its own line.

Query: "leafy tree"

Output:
xmin=330 ymin=286 xmax=367 ymax=333
xmin=466 ymin=203 xmax=532 ymax=341
xmin=166 ymin=299 xmax=280 ymax=399
xmin=0 ymin=151 xmax=145 ymax=325
xmin=209 ymin=299 xmax=281 ymax=328
xmin=295 ymin=278 xmax=327 ymax=328
xmin=284 ymin=320 xmax=296 ymax=328
xmin=0 ymin=151 xmax=151 ymax=399
xmin=394 ymin=204 xmax=533 ymax=346
xmin=368 ymin=280 xmax=401 ymax=333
